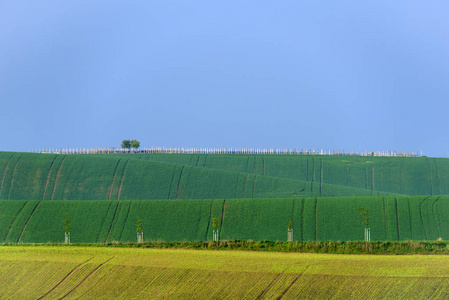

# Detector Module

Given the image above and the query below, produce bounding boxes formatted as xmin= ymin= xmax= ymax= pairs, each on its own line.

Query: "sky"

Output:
xmin=1 ymin=1 xmax=449 ymax=157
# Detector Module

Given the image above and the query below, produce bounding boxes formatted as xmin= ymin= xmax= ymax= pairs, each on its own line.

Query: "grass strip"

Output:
xmin=5 ymin=240 xmax=449 ymax=255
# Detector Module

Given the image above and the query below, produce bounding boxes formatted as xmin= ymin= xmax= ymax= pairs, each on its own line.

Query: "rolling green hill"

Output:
xmin=0 ymin=152 xmax=400 ymax=201
xmin=2 ymin=151 xmax=449 ymax=242
xmin=114 ymin=153 xmax=449 ymax=196
xmin=1 ymin=196 xmax=448 ymax=243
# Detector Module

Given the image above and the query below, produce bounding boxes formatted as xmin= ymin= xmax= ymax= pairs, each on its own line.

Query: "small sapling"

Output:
xmin=136 ymin=217 xmax=143 ymax=243
xmin=212 ymin=217 xmax=219 ymax=242
xmin=64 ymin=212 xmax=71 ymax=244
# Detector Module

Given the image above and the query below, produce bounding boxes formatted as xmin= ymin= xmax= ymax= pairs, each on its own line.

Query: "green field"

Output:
xmin=3 ymin=152 xmax=449 ymax=201
xmin=2 ymin=151 xmax=449 ymax=243
xmin=1 ymin=196 xmax=448 ymax=243
xmin=1 ymin=245 xmax=448 ymax=299
xmin=114 ymin=153 xmax=449 ymax=196
xmin=2 ymin=152 xmax=449 ymax=298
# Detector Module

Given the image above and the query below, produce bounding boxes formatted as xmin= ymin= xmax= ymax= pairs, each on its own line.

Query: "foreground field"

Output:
xmin=1 ymin=245 xmax=448 ymax=299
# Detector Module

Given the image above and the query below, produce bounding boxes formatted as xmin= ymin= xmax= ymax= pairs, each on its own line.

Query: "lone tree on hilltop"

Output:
xmin=121 ymin=139 xmax=131 ymax=150
xmin=121 ymin=139 xmax=140 ymax=151
xmin=130 ymin=139 xmax=140 ymax=150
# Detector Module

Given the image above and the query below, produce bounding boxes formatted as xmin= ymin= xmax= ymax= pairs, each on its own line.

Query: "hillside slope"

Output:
xmin=2 ymin=152 xmax=448 ymax=243
xmin=114 ymin=153 xmax=449 ymax=196
xmin=0 ymin=152 xmax=396 ymax=200
xmin=2 ymin=196 xmax=448 ymax=243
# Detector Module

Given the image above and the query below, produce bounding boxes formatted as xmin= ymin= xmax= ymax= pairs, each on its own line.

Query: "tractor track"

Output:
xmin=117 ymin=160 xmax=129 ymax=200
xmin=314 ymin=198 xmax=318 ymax=241
xmin=433 ymin=196 xmax=442 ymax=239
xmin=105 ymin=201 xmax=120 ymax=243
xmin=17 ymin=201 xmax=41 ymax=243
xmin=174 ymin=167 xmax=185 ymax=199
xmin=3 ymin=201 xmax=27 ymax=242
xmin=166 ymin=165 xmax=177 ymax=199
xmin=257 ymin=273 xmax=284 ymax=299
xmin=50 ymin=156 xmax=67 ymax=200
xmin=220 ymin=199 xmax=226 ymax=229
xmin=277 ymin=265 xmax=311 ymax=299
xmin=395 ymin=197 xmax=400 ymax=240
xmin=0 ymin=153 xmax=14 ymax=196
xmin=204 ymin=201 xmax=214 ymax=240
xmin=60 ymin=256 xmax=116 ymax=299
xmin=38 ymin=257 xmax=94 ymax=299
xmin=108 ymin=159 xmax=121 ymax=200
xmin=419 ymin=196 xmax=432 ymax=240
xmin=118 ymin=202 xmax=132 ymax=241
xmin=42 ymin=156 xmax=58 ymax=201
xmin=7 ymin=154 xmax=22 ymax=199
xmin=252 ymin=175 xmax=257 ymax=198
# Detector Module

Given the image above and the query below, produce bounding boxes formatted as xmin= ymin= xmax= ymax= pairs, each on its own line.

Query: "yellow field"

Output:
xmin=1 ymin=246 xmax=449 ymax=299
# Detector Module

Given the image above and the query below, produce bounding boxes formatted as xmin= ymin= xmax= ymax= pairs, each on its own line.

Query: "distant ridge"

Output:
xmin=30 ymin=147 xmax=422 ymax=157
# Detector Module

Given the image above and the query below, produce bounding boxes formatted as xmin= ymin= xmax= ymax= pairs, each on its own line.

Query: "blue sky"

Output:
xmin=1 ymin=1 xmax=449 ymax=157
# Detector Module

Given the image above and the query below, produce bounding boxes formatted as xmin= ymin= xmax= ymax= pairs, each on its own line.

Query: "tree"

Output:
xmin=136 ymin=217 xmax=143 ymax=243
xmin=357 ymin=206 xmax=370 ymax=228
xmin=64 ymin=212 xmax=71 ymax=244
xmin=357 ymin=206 xmax=371 ymax=241
xmin=136 ymin=217 xmax=143 ymax=233
xmin=287 ymin=221 xmax=293 ymax=241
xmin=121 ymin=139 xmax=131 ymax=150
xmin=212 ymin=217 xmax=219 ymax=231
xmin=212 ymin=217 xmax=219 ymax=242
xmin=64 ymin=212 xmax=70 ymax=233
xmin=130 ymin=139 xmax=140 ymax=150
